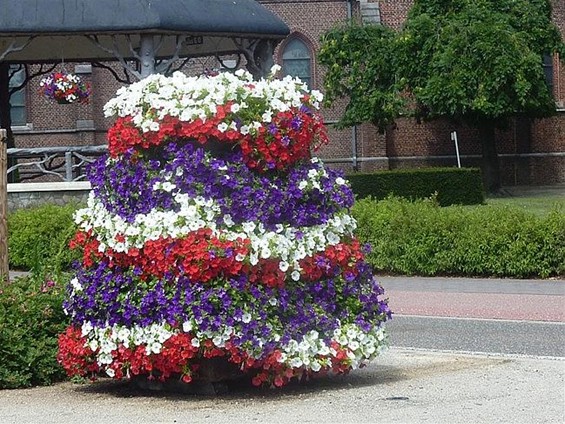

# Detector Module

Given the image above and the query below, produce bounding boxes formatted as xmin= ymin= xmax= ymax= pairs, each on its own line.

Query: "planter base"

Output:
xmin=131 ymin=375 xmax=231 ymax=395
xmin=130 ymin=357 xmax=245 ymax=395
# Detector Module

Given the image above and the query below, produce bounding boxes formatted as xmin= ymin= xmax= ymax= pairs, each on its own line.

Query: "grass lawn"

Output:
xmin=484 ymin=194 xmax=564 ymax=217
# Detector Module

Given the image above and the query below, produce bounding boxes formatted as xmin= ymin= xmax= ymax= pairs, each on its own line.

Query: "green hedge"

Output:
xmin=346 ymin=167 xmax=484 ymax=206
xmin=8 ymin=203 xmax=81 ymax=271
xmin=7 ymin=195 xmax=562 ymax=280
xmin=0 ymin=275 xmax=69 ymax=388
xmin=352 ymin=197 xmax=565 ymax=278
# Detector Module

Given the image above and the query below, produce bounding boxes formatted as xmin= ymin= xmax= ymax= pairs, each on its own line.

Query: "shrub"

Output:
xmin=0 ymin=274 xmax=69 ymax=389
xmin=352 ymin=197 xmax=565 ymax=278
xmin=347 ymin=167 xmax=484 ymax=206
xmin=8 ymin=203 xmax=81 ymax=271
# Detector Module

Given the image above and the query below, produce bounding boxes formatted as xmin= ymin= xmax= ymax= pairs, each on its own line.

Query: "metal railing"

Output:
xmin=7 ymin=145 xmax=108 ymax=182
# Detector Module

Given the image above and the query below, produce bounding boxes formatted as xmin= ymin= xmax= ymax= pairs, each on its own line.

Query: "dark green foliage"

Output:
xmin=395 ymin=0 xmax=565 ymax=192
xmin=320 ymin=0 xmax=564 ymax=193
xmin=352 ymin=197 xmax=565 ymax=278
xmin=347 ymin=167 xmax=484 ymax=206
xmin=0 ymin=275 xmax=69 ymax=388
xmin=318 ymin=23 xmax=404 ymax=131
xmin=397 ymin=0 xmax=564 ymax=124
xmin=8 ymin=203 xmax=81 ymax=271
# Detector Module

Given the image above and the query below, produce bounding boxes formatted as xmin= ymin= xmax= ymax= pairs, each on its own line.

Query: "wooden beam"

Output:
xmin=0 ymin=128 xmax=8 ymax=283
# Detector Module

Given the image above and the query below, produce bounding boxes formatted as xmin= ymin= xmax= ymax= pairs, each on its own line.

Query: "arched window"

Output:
xmin=282 ymin=38 xmax=312 ymax=88
xmin=9 ymin=66 xmax=26 ymax=126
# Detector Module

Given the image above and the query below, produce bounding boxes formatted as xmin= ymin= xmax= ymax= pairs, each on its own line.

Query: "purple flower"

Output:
xmin=290 ymin=116 xmax=302 ymax=131
xmin=89 ymin=141 xmax=354 ymax=228
xmin=299 ymin=105 xmax=311 ymax=115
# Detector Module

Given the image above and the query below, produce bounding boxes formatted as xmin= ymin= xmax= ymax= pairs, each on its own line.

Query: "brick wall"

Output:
xmin=378 ymin=0 xmax=413 ymax=29
xmin=9 ymin=0 xmax=565 ymax=185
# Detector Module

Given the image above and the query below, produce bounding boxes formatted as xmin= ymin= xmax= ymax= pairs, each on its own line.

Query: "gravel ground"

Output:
xmin=1 ymin=348 xmax=563 ymax=424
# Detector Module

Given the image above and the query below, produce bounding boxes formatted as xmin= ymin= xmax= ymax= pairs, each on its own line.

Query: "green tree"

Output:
xmin=397 ymin=0 xmax=564 ymax=192
xmin=318 ymin=23 xmax=404 ymax=132
xmin=319 ymin=0 xmax=564 ymax=193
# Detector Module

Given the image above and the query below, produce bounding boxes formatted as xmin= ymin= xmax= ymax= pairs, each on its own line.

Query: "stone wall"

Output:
xmin=7 ymin=182 xmax=90 ymax=211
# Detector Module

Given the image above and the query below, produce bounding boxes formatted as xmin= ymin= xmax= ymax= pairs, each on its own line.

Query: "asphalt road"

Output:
xmin=384 ymin=275 xmax=565 ymax=357
xmin=388 ymin=315 xmax=565 ymax=357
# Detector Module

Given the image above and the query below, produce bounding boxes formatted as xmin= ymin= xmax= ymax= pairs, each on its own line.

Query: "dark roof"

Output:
xmin=0 ymin=0 xmax=289 ymax=63
xmin=0 ymin=0 xmax=289 ymax=37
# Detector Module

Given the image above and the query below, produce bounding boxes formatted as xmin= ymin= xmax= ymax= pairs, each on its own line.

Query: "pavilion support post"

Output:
xmin=139 ymin=34 xmax=156 ymax=78
xmin=0 ymin=128 xmax=8 ymax=284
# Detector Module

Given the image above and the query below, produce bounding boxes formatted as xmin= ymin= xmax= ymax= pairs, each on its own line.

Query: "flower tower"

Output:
xmin=57 ymin=68 xmax=391 ymax=389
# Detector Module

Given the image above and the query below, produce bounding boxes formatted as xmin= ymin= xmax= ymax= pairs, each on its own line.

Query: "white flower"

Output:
xmin=98 ymin=353 xmax=113 ymax=365
xmin=318 ymin=345 xmax=330 ymax=356
xmin=81 ymin=321 xmax=93 ymax=337
xmin=117 ymin=327 xmax=131 ymax=343
xmin=289 ymin=357 xmax=303 ymax=368
xmin=260 ymin=247 xmax=272 ymax=259
xmin=88 ymin=339 xmax=99 ymax=352
xmin=335 ymin=177 xmax=346 ymax=185
xmin=242 ymin=312 xmax=252 ymax=323
xmin=182 ymin=321 xmax=193 ymax=333
xmin=223 ymin=214 xmax=235 ymax=227
xmin=161 ymin=182 xmax=176 ymax=192
xmin=70 ymin=277 xmax=82 ymax=293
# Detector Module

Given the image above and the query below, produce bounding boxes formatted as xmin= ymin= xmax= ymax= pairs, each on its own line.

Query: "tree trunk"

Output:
xmin=478 ymin=120 xmax=501 ymax=194
xmin=0 ymin=62 xmax=18 ymax=183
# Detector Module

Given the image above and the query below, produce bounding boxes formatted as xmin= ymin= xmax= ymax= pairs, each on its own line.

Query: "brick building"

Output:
xmin=9 ymin=0 xmax=565 ymax=185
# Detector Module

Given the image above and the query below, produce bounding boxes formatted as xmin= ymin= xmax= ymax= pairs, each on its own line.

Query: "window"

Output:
xmin=282 ymin=38 xmax=312 ymax=88
xmin=9 ymin=66 xmax=26 ymax=126
xmin=543 ymin=54 xmax=554 ymax=96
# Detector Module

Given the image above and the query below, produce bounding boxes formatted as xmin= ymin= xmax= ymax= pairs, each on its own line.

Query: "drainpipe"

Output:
xmin=347 ymin=0 xmax=359 ymax=171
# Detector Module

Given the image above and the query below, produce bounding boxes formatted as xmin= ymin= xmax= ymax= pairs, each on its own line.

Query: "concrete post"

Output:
xmin=139 ymin=35 xmax=156 ymax=79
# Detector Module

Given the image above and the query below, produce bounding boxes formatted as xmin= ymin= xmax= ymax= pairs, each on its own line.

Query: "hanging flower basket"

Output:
xmin=39 ymin=72 xmax=90 ymax=104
